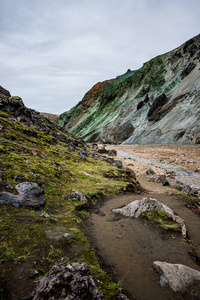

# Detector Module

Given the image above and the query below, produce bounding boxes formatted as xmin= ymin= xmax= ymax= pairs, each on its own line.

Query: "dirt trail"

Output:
xmin=86 ymin=146 xmax=200 ymax=300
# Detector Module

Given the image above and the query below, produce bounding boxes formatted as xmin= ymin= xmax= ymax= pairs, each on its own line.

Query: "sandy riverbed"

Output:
xmin=103 ymin=144 xmax=200 ymax=177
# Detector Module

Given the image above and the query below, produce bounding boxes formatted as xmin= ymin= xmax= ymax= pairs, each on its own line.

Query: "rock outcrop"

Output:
xmin=55 ymin=34 xmax=200 ymax=145
xmin=26 ymin=261 xmax=103 ymax=300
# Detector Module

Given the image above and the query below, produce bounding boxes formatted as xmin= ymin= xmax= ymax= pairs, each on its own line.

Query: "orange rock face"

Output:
xmin=80 ymin=79 xmax=114 ymax=109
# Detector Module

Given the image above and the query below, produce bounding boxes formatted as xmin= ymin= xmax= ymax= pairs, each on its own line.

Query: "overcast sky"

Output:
xmin=0 ymin=0 xmax=199 ymax=114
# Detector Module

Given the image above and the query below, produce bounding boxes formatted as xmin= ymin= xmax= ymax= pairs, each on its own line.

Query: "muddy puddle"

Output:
xmin=86 ymin=185 xmax=200 ymax=299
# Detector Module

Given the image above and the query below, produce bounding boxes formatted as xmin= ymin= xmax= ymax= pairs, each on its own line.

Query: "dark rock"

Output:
xmin=0 ymin=178 xmax=14 ymax=190
xmin=174 ymin=130 xmax=186 ymax=141
xmin=68 ymin=189 xmax=86 ymax=202
xmin=13 ymin=175 xmax=24 ymax=182
xmin=97 ymin=146 xmax=109 ymax=154
xmin=182 ymin=185 xmax=192 ymax=195
xmin=65 ymin=143 xmax=76 ymax=152
xmin=149 ymin=174 xmax=167 ymax=184
xmin=108 ymin=149 xmax=117 ymax=156
xmin=183 ymin=38 xmax=194 ymax=54
xmin=100 ymin=120 xmax=134 ymax=144
xmin=137 ymin=94 xmax=150 ymax=110
xmin=0 ymin=182 xmax=46 ymax=208
xmin=79 ymin=149 xmax=88 ymax=157
xmin=183 ymin=185 xmax=198 ymax=196
xmin=22 ymin=129 xmax=38 ymax=137
xmin=25 ymin=261 xmax=103 ymax=300
xmin=188 ymin=43 xmax=198 ymax=57
xmin=0 ymin=85 xmax=11 ymax=98
xmin=147 ymin=94 xmax=168 ymax=122
xmin=112 ymin=160 xmax=123 ymax=169
xmin=146 ymin=169 xmax=155 ymax=175
xmin=0 ymin=191 xmax=20 ymax=207
xmin=195 ymin=137 xmax=200 ymax=144
xmin=180 ymin=62 xmax=196 ymax=79
xmin=137 ymin=100 xmax=145 ymax=110
xmin=78 ymin=149 xmax=88 ymax=160
xmin=168 ymin=179 xmax=184 ymax=191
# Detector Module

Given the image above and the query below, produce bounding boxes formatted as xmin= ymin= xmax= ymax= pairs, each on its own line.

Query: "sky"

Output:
xmin=0 ymin=0 xmax=199 ymax=114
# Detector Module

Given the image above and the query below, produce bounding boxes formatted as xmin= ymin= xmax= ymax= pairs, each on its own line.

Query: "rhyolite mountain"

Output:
xmin=55 ymin=34 xmax=200 ymax=145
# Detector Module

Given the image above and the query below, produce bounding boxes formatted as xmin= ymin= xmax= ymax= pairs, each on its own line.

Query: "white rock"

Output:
xmin=153 ymin=261 xmax=200 ymax=291
xmin=112 ymin=197 xmax=186 ymax=235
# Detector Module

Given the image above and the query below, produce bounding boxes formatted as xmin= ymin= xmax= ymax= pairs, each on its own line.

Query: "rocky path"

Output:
xmin=86 ymin=145 xmax=200 ymax=299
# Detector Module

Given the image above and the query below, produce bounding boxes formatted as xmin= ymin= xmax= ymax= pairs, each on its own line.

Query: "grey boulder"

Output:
xmin=0 ymin=182 xmax=46 ymax=208
xmin=68 ymin=189 xmax=86 ymax=202
xmin=153 ymin=261 xmax=200 ymax=292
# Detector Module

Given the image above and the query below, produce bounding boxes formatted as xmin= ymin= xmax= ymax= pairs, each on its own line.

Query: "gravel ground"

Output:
xmin=103 ymin=144 xmax=200 ymax=177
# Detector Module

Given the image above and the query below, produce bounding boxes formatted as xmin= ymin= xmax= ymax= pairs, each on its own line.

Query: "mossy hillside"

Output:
xmin=0 ymin=111 xmax=137 ymax=299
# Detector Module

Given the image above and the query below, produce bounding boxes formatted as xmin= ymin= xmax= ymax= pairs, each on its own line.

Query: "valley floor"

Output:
xmin=104 ymin=144 xmax=200 ymax=176
xmin=85 ymin=144 xmax=200 ymax=299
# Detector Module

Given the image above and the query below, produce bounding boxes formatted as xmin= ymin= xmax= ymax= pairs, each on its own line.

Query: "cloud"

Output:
xmin=0 ymin=0 xmax=199 ymax=114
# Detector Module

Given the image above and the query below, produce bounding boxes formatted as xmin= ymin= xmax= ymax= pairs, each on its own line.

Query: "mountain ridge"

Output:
xmin=55 ymin=34 xmax=200 ymax=145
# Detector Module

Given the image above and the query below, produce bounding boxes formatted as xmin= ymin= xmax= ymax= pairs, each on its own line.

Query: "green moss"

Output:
xmin=9 ymin=96 xmax=23 ymax=102
xmin=0 ymin=111 xmax=138 ymax=298
xmin=141 ymin=210 xmax=182 ymax=232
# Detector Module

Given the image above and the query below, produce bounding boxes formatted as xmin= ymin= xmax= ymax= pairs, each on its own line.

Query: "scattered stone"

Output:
xmin=78 ymin=171 xmax=94 ymax=177
xmin=13 ymin=175 xmax=23 ymax=182
xmin=63 ymin=233 xmax=74 ymax=240
xmin=68 ymin=189 xmax=86 ymax=202
xmin=66 ymin=143 xmax=76 ymax=152
xmin=0 ymin=182 xmax=46 ymax=208
xmin=0 ymin=178 xmax=14 ymax=190
xmin=146 ymin=168 xmax=155 ymax=175
xmin=113 ymin=197 xmax=186 ymax=236
xmin=30 ymin=269 xmax=39 ymax=278
xmin=166 ymin=170 xmax=176 ymax=178
xmin=153 ymin=261 xmax=200 ymax=292
xmin=37 ymin=212 xmax=58 ymax=222
xmin=108 ymin=149 xmax=117 ymax=156
xmin=25 ymin=261 xmax=103 ymax=300
xmin=112 ymin=160 xmax=123 ymax=169
xmin=29 ymin=172 xmax=37 ymax=178
xmin=149 ymin=174 xmax=167 ymax=184
xmin=97 ymin=146 xmax=109 ymax=154
xmin=167 ymin=179 xmax=183 ymax=191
